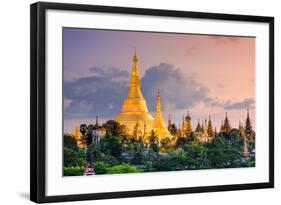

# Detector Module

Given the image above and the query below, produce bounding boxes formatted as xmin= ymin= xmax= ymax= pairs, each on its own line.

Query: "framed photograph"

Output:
xmin=30 ymin=2 xmax=274 ymax=203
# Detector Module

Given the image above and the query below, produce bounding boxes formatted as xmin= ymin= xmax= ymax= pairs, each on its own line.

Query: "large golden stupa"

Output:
xmin=115 ymin=49 xmax=154 ymax=132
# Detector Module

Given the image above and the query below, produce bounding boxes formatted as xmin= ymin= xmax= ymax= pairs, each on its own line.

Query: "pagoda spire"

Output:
xmin=239 ymin=120 xmax=249 ymax=156
xmin=220 ymin=120 xmax=224 ymax=132
xmin=223 ymin=112 xmax=231 ymax=134
xmin=185 ymin=110 xmax=192 ymax=135
xmin=181 ymin=114 xmax=185 ymax=135
xmin=116 ymin=48 xmax=154 ymax=133
xmin=156 ymin=89 xmax=161 ymax=114
xmin=152 ymin=89 xmax=171 ymax=139
xmin=95 ymin=116 xmax=99 ymax=126
xmin=245 ymin=108 xmax=254 ymax=144
xmin=195 ymin=118 xmax=202 ymax=133
xmin=168 ymin=114 xmax=171 ymax=124
xmin=214 ymin=127 xmax=217 ymax=136
xmin=203 ymin=118 xmax=208 ymax=136
xmin=167 ymin=114 xmax=172 ymax=130
xmin=133 ymin=47 xmax=137 ymax=63
xmin=130 ymin=47 xmax=140 ymax=86
xmin=207 ymin=115 xmax=213 ymax=138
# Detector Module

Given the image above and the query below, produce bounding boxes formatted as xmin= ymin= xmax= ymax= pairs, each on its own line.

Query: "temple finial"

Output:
xmin=133 ymin=47 xmax=137 ymax=63
xmin=95 ymin=116 xmax=98 ymax=126
xmin=130 ymin=47 xmax=140 ymax=84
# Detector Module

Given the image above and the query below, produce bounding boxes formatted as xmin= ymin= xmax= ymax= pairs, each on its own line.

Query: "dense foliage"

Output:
xmin=64 ymin=121 xmax=255 ymax=176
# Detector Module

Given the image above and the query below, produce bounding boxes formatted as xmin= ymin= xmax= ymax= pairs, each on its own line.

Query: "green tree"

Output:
xmin=169 ymin=123 xmax=178 ymax=136
xmin=148 ymin=130 xmax=158 ymax=144
xmin=130 ymin=141 xmax=146 ymax=164
xmin=204 ymin=130 xmax=244 ymax=168
xmin=229 ymin=128 xmax=243 ymax=150
xmin=175 ymin=136 xmax=186 ymax=148
xmin=63 ymin=166 xmax=84 ymax=176
xmin=101 ymin=135 xmax=123 ymax=158
xmin=64 ymin=147 xmax=87 ymax=167
xmin=103 ymin=120 xmax=128 ymax=138
xmin=87 ymin=143 xmax=103 ymax=161
xmin=106 ymin=163 xmax=144 ymax=174
xmin=64 ymin=134 xmax=79 ymax=151
xmin=160 ymin=137 xmax=172 ymax=151
xmin=155 ymin=149 xmax=196 ymax=171
xmin=150 ymin=143 xmax=159 ymax=153
xmin=185 ymin=131 xmax=197 ymax=145
xmin=80 ymin=124 xmax=93 ymax=147
xmin=182 ymin=144 xmax=207 ymax=169
xmin=148 ymin=130 xmax=159 ymax=153
xmin=93 ymin=161 xmax=110 ymax=174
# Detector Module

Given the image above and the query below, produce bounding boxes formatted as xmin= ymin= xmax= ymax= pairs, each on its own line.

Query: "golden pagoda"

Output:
xmin=71 ymin=127 xmax=85 ymax=148
xmin=152 ymin=90 xmax=171 ymax=139
xmin=115 ymin=48 xmax=154 ymax=133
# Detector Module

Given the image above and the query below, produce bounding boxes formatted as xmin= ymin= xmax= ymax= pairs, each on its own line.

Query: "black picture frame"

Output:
xmin=30 ymin=1 xmax=274 ymax=203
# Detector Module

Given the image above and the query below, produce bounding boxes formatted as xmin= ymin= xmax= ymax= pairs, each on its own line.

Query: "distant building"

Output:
xmin=221 ymin=112 xmax=232 ymax=134
xmin=245 ymin=109 xmax=255 ymax=146
xmin=239 ymin=121 xmax=249 ymax=156
xmin=92 ymin=116 xmax=106 ymax=143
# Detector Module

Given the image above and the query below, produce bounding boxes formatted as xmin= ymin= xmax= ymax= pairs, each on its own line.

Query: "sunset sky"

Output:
xmin=63 ymin=28 xmax=255 ymax=133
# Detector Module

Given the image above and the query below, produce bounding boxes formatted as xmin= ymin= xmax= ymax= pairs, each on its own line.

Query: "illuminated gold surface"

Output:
xmin=71 ymin=127 xmax=85 ymax=148
xmin=152 ymin=90 xmax=171 ymax=139
xmin=115 ymin=49 xmax=154 ymax=132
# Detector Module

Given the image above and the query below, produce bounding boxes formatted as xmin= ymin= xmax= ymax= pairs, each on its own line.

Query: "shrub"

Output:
xmin=106 ymin=163 xmax=144 ymax=174
xmin=63 ymin=166 xmax=84 ymax=176
xmin=94 ymin=162 xmax=110 ymax=174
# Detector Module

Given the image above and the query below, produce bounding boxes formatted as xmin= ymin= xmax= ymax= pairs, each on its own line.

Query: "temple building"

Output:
xmin=207 ymin=115 xmax=213 ymax=138
xmin=239 ymin=121 xmax=249 ymax=156
xmin=71 ymin=127 xmax=85 ymax=148
xmin=92 ymin=116 xmax=106 ymax=143
xmin=152 ymin=90 xmax=172 ymax=139
xmin=221 ymin=112 xmax=232 ymax=134
xmin=167 ymin=115 xmax=172 ymax=132
xmin=195 ymin=119 xmax=202 ymax=133
xmin=180 ymin=111 xmax=192 ymax=136
xmin=197 ymin=118 xmax=211 ymax=142
xmin=245 ymin=109 xmax=255 ymax=144
xmin=115 ymin=49 xmax=154 ymax=134
xmin=220 ymin=120 xmax=224 ymax=132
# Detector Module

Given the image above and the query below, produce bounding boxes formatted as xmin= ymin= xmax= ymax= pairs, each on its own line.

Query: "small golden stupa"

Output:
xmin=115 ymin=49 xmax=154 ymax=132
xmin=152 ymin=90 xmax=172 ymax=139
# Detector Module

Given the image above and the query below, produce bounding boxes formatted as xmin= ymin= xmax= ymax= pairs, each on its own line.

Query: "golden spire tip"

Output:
xmin=133 ymin=47 xmax=137 ymax=63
